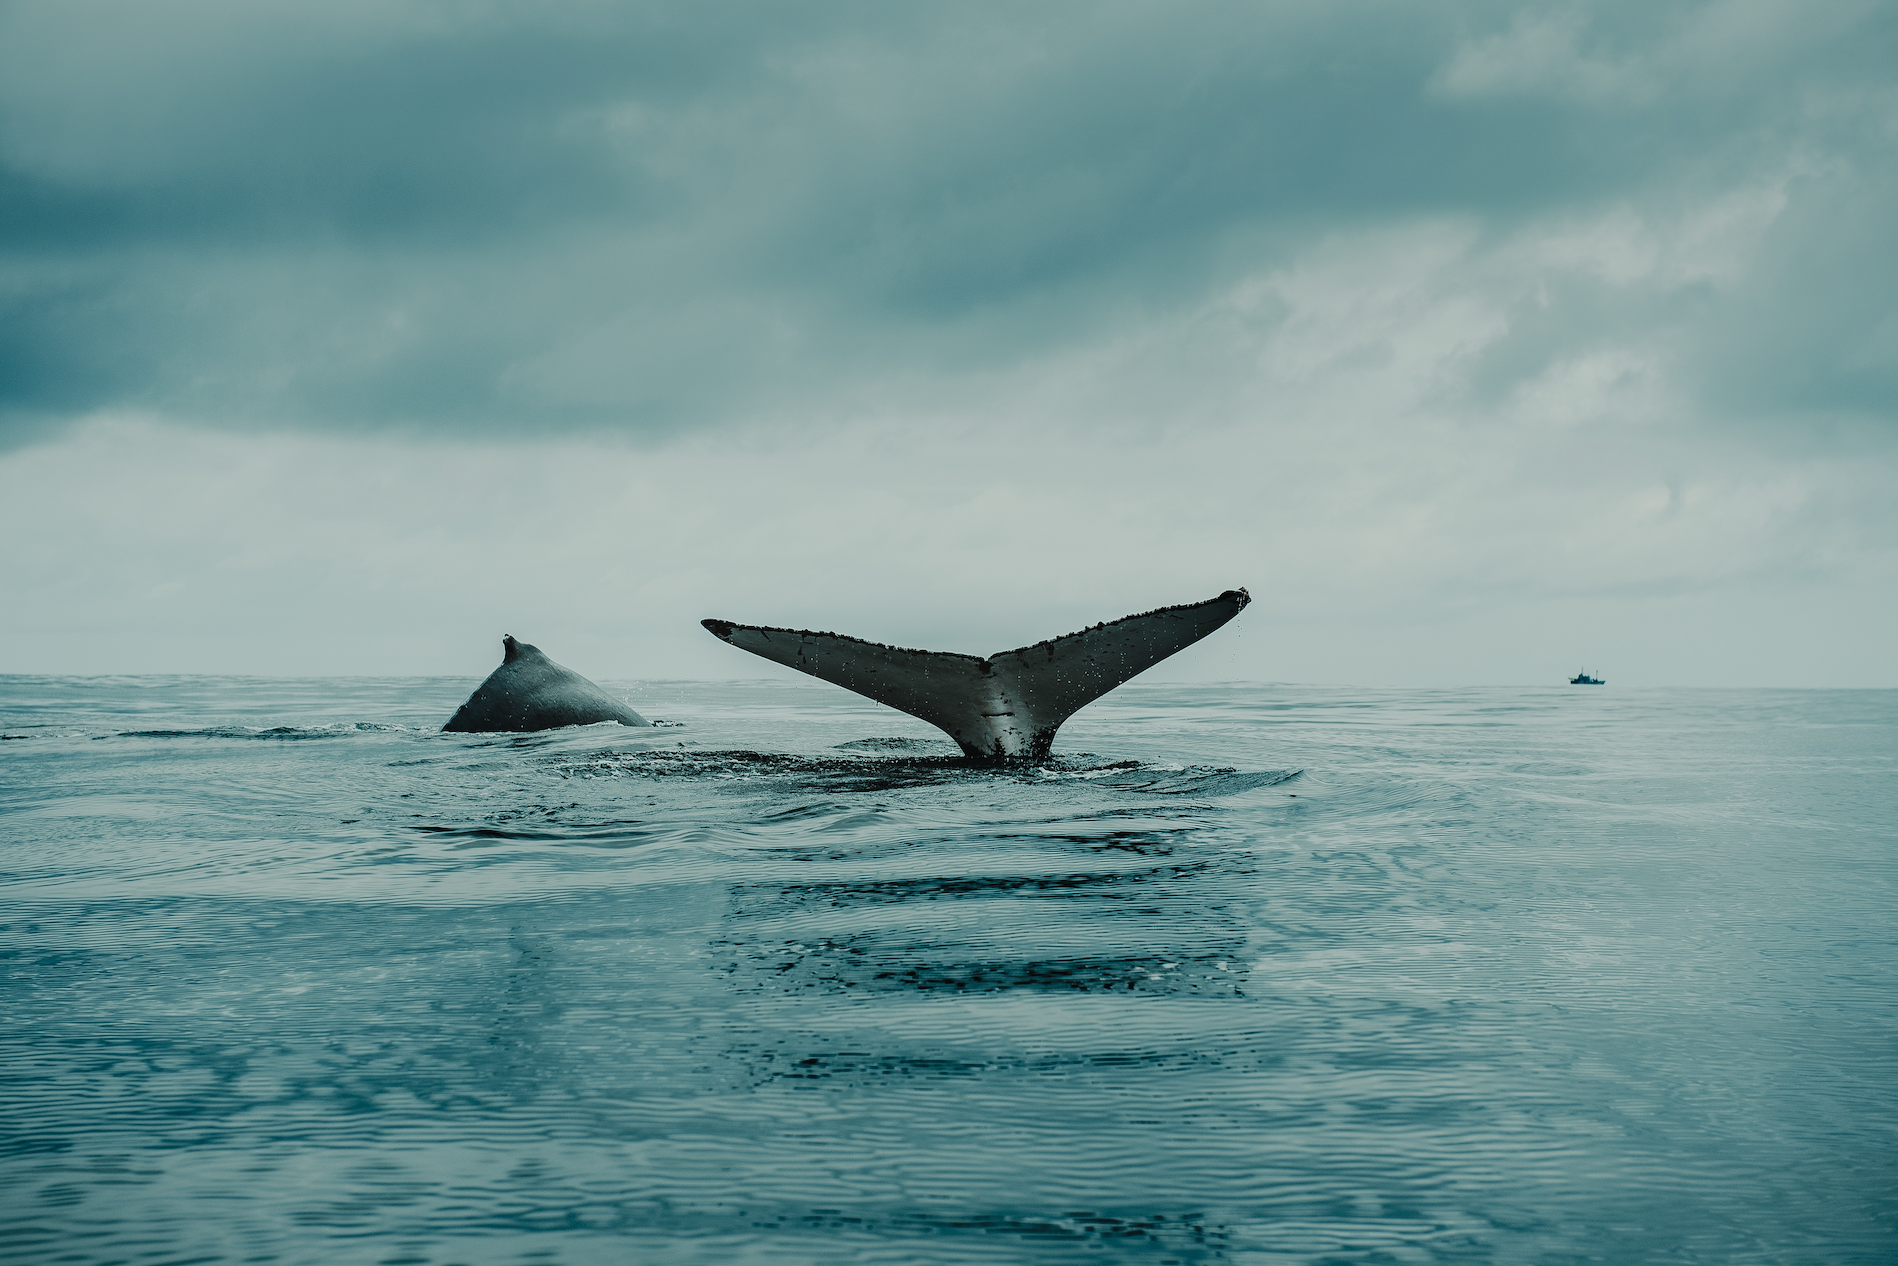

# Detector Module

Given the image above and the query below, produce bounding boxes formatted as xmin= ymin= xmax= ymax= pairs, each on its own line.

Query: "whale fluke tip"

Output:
xmin=701 ymin=618 xmax=735 ymax=640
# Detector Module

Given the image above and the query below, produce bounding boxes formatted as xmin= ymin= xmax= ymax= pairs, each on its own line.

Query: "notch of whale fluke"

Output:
xmin=442 ymin=635 xmax=651 ymax=733
xmin=700 ymin=588 xmax=1250 ymax=763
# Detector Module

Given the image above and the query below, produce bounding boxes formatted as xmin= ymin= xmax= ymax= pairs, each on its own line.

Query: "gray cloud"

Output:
xmin=2 ymin=0 xmax=1893 ymax=447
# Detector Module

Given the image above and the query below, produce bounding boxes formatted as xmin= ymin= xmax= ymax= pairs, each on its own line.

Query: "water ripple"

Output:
xmin=2 ymin=680 xmax=1894 ymax=1263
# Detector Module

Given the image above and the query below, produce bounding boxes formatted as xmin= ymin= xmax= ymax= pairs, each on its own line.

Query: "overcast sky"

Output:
xmin=3 ymin=0 xmax=1894 ymax=684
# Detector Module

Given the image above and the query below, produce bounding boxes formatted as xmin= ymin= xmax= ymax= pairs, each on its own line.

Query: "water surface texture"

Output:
xmin=3 ymin=678 xmax=1894 ymax=1264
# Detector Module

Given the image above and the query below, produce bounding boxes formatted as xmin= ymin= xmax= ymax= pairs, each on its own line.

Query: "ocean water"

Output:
xmin=2 ymin=677 xmax=1894 ymax=1265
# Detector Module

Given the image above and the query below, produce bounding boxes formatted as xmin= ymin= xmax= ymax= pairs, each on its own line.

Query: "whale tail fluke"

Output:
xmin=701 ymin=589 xmax=1250 ymax=762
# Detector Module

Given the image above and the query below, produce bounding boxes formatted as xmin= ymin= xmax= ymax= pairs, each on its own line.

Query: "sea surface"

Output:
xmin=2 ymin=677 xmax=1894 ymax=1265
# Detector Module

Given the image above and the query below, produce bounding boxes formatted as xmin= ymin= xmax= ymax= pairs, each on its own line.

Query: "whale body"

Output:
xmin=701 ymin=589 xmax=1249 ymax=762
xmin=442 ymin=636 xmax=650 ymax=733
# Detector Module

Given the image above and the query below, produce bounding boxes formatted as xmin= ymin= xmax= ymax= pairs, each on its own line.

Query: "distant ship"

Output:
xmin=1569 ymin=669 xmax=1605 ymax=685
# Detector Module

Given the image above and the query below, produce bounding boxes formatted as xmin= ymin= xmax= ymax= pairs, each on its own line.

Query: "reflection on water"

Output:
xmin=2 ymin=678 xmax=1894 ymax=1263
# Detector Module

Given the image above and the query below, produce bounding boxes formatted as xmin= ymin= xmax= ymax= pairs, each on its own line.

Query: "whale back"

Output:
xmin=442 ymin=636 xmax=650 ymax=733
xmin=702 ymin=589 xmax=1249 ymax=761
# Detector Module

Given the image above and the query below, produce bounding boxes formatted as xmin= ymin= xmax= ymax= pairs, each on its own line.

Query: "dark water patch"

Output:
xmin=1092 ymin=765 xmax=1303 ymax=796
xmin=708 ymin=1205 xmax=1234 ymax=1261
xmin=1509 ymin=761 xmax=1595 ymax=777
xmin=733 ymin=858 xmax=1218 ymax=912
xmin=897 ymin=1209 xmax=1228 ymax=1259
xmin=560 ymin=747 xmax=1302 ymax=801
xmin=561 ymin=748 xmax=1009 ymax=796
xmin=780 ymin=759 xmax=995 ymax=796
xmin=1046 ymin=828 xmax=1200 ymax=856
xmin=410 ymin=818 xmax=658 ymax=847
xmin=718 ymin=934 xmax=1250 ymax=998
xmin=115 ymin=722 xmax=409 ymax=741
xmin=560 ymin=748 xmax=818 ymax=780
xmin=834 ymin=736 xmax=957 ymax=752
xmin=760 ymin=800 xmax=855 ymax=823
xmin=755 ymin=1046 xmax=1227 ymax=1082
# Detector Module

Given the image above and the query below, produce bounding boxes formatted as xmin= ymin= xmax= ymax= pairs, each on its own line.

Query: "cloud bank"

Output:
xmin=4 ymin=0 xmax=1893 ymax=444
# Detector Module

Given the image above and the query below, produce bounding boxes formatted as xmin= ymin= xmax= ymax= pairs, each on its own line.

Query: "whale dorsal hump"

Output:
xmin=701 ymin=589 xmax=1249 ymax=761
xmin=443 ymin=635 xmax=650 ymax=732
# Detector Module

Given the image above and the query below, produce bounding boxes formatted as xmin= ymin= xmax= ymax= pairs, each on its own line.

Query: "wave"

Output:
xmin=833 ymin=736 xmax=956 ymax=752
xmin=557 ymin=747 xmax=1301 ymax=799
xmin=115 ymin=722 xmax=415 ymax=740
